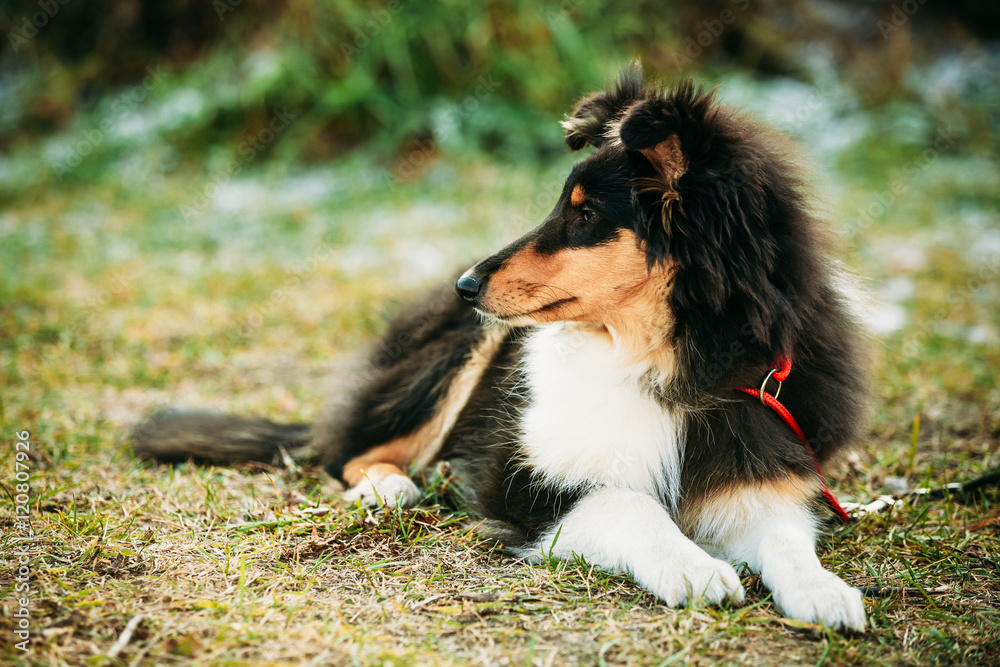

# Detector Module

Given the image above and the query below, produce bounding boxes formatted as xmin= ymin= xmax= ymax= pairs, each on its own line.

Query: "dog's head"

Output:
xmin=458 ymin=64 xmax=818 ymax=386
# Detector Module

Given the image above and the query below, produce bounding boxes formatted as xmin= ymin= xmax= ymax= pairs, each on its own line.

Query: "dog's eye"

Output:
xmin=575 ymin=209 xmax=594 ymax=224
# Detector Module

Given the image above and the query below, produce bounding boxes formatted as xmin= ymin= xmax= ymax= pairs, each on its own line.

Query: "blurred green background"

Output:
xmin=1 ymin=0 xmax=998 ymax=472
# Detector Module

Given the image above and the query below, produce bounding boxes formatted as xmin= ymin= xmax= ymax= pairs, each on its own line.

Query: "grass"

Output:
xmin=2 ymin=78 xmax=999 ymax=664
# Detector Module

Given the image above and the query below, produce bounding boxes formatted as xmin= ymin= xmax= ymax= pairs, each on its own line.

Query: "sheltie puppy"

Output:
xmin=134 ymin=64 xmax=870 ymax=631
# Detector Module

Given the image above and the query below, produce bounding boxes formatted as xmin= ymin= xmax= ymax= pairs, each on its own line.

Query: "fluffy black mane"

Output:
xmin=563 ymin=66 xmax=869 ymax=471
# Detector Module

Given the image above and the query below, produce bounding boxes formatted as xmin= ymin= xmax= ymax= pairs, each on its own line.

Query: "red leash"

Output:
xmin=735 ymin=355 xmax=851 ymax=523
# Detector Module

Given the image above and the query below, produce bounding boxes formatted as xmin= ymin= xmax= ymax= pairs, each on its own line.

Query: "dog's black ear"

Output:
xmin=617 ymin=109 xmax=693 ymax=252
xmin=616 ymin=82 xmax=717 ymax=260
xmin=562 ymin=62 xmax=645 ymax=150
xmin=616 ymin=80 xmax=714 ymax=187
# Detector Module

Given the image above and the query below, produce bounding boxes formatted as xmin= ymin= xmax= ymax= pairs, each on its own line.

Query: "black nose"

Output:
xmin=455 ymin=272 xmax=482 ymax=301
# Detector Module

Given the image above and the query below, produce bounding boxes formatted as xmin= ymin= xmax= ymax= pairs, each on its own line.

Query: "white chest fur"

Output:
xmin=519 ymin=324 xmax=684 ymax=510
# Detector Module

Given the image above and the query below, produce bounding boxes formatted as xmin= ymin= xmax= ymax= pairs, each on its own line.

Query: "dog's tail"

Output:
xmin=131 ymin=408 xmax=316 ymax=467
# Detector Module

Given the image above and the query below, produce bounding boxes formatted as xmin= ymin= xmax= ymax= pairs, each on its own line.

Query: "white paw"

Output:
xmin=641 ymin=550 xmax=746 ymax=607
xmin=772 ymin=571 xmax=867 ymax=632
xmin=342 ymin=473 xmax=420 ymax=509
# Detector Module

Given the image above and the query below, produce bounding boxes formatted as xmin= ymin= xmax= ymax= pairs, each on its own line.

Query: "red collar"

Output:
xmin=736 ymin=355 xmax=851 ymax=523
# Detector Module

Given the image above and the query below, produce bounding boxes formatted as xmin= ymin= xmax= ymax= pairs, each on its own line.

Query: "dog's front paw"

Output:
xmin=773 ymin=571 xmax=866 ymax=632
xmin=343 ymin=473 xmax=420 ymax=509
xmin=641 ymin=550 xmax=746 ymax=608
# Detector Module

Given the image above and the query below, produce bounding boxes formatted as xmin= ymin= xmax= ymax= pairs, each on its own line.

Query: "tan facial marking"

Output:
xmin=480 ymin=229 xmax=677 ymax=367
xmin=570 ymin=184 xmax=586 ymax=207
